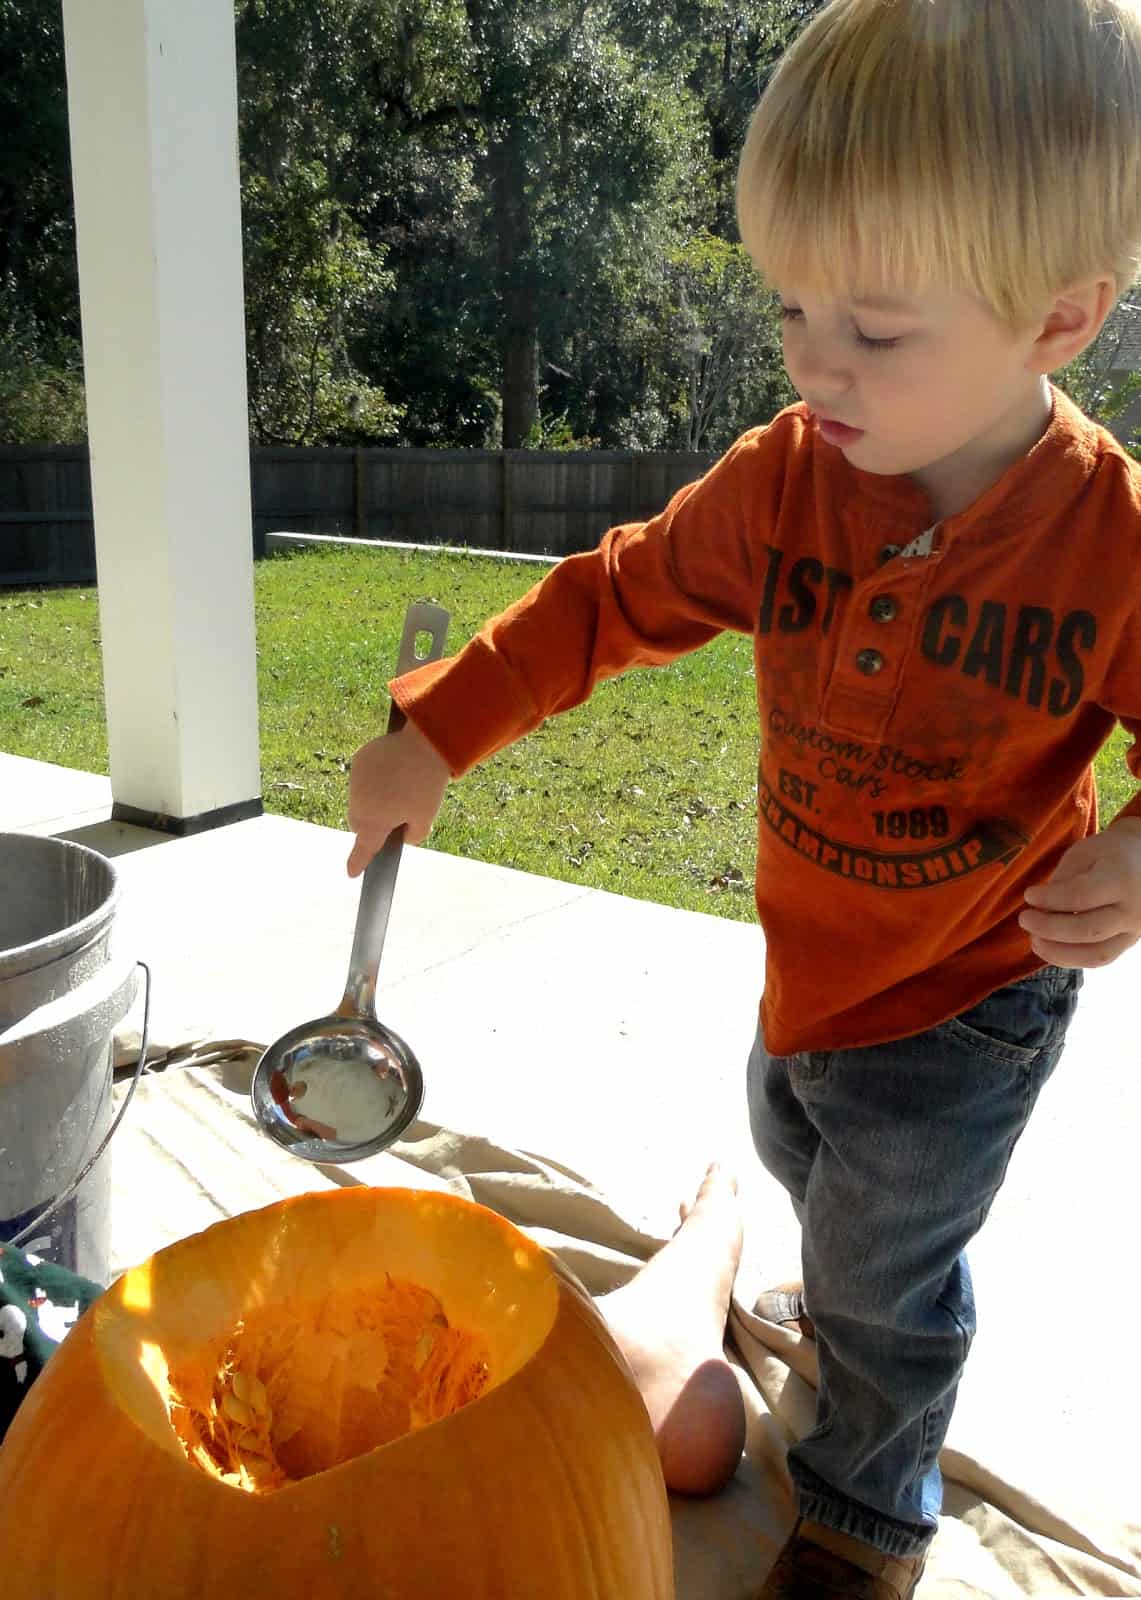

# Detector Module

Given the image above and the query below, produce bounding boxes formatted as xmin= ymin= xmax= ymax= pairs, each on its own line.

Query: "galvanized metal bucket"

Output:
xmin=0 ymin=833 xmax=140 ymax=1284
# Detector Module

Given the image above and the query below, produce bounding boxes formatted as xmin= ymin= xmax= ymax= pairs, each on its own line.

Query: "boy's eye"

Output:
xmin=854 ymin=329 xmax=901 ymax=352
xmin=779 ymin=305 xmax=900 ymax=352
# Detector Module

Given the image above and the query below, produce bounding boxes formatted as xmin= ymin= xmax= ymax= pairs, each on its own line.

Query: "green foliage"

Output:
xmin=0 ymin=302 xmax=87 ymax=443
xmin=0 ymin=1 xmax=78 ymax=344
xmin=232 ymin=0 xmax=804 ymax=450
xmin=523 ymin=411 xmax=601 ymax=451
xmin=0 ymin=0 xmax=811 ymax=451
xmin=0 ymin=1 xmax=85 ymax=443
xmin=241 ymin=168 xmax=402 ymax=444
xmin=613 ymin=0 xmax=821 ymax=226
xmin=664 ymin=231 xmax=794 ymax=448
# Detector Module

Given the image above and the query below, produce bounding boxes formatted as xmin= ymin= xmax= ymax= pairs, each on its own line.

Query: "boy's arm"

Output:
xmin=1020 ymin=616 xmax=1141 ymax=967
xmin=347 ymin=422 xmax=788 ymax=873
xmin=390 ymin=427 xmax=777 ymax=776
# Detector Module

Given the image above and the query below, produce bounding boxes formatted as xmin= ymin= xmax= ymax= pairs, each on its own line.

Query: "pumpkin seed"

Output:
xmin=237 ymin=1454 xmax=281 ymax=1492
xmin=246 ymin=1374 xmax=270 ymax=1415
xmin=230 ymin=1371 xmax=269 ymax=1414
xmin=221 ymin=1391 xmax=253 ymax=1428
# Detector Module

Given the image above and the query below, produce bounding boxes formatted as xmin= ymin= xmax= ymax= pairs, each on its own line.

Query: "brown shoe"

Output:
xmin=759 ymin=1519 xmax=927 ymax=1599
xmin=755 ymin=1281 xmax=816 ymax=1341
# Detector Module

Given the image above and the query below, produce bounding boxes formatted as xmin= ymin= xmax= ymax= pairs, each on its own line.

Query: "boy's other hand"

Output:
xmin=1020 ymin=817 xmax=1141 ymax=967
xmin=346 ymin=720 xmax=451 ymax=878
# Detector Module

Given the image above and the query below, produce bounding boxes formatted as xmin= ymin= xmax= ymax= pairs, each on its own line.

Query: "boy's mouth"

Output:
xmin=816 ymin=415 xmax=866 ymax=447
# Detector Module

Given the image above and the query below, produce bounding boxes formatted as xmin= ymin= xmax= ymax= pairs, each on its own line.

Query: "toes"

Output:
xmin=691 ymin=1162 xmax=739 ymax=1209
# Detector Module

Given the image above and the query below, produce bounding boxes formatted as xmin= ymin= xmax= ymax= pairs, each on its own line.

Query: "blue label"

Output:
xmin=0 ymin=1198 xmax=79 ymax=1273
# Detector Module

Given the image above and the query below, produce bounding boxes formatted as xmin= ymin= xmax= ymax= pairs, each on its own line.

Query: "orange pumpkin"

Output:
xmin=0 ymin=1186 xmax=673 ymax=1598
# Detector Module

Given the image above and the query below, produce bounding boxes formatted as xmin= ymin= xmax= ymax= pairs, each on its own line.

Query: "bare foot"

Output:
xmin=599 ymin=1164 xmax=747 ymax=1496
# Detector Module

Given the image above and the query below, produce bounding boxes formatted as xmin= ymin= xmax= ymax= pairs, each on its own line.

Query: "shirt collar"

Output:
xmin=804 ymin=384 xmax=1105 ymax=539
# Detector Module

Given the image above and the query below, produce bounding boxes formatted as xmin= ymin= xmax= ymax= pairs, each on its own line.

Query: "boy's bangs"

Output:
xmin=741 ymin=169 xmax=961 ymax=308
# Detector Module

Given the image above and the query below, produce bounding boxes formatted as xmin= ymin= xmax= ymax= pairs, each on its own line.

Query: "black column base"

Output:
xmin=110 ymin=796 xmax=264 ymax=836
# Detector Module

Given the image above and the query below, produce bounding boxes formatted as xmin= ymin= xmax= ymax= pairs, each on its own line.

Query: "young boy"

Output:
xmin=349 ymin=1 xmax=1141 ymax=1593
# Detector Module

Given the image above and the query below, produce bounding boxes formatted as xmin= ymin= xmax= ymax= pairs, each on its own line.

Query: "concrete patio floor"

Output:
xmin=4 ymin=749 xmax=1140 ymax=1516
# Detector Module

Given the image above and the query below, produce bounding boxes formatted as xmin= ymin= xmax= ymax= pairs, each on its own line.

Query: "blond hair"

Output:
xmin=737 ymin=0 xmax=1141 ymax=326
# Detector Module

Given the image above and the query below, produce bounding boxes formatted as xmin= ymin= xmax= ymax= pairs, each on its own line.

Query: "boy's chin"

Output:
xmin=839 ymin=438 xmax=923 ymax=478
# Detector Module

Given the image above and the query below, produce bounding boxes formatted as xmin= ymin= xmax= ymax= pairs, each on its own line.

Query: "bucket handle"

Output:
xmin=7 ymin=961 xmax=152 ymax=1253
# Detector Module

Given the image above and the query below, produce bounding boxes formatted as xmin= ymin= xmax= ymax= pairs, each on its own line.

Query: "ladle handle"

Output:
xmin=341 ymin=601 xmax=451 ymax=1020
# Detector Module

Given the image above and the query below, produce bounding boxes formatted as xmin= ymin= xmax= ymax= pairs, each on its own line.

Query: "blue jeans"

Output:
xmin=746 ymin=966 xmax=1082 ymax=1558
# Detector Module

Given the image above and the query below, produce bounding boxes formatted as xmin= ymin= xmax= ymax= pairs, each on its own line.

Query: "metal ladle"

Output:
xmin=251 ymin=600 xmax=450 ymax=1163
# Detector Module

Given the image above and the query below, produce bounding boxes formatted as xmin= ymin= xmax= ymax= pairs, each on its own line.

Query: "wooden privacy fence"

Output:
xmin=0 ymin=445 xmax=717 ymax=586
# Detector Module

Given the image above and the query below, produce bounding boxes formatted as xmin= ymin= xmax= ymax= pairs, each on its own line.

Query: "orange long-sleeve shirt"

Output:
xmin=391 ymin=387 xmax=1141 ymax=1053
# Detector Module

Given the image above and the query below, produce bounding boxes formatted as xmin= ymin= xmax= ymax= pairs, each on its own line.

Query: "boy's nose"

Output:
xmin=792 ymin=341 xmax=852 ymax=396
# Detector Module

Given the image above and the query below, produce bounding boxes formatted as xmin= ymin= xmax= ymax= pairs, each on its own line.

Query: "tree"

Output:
xmin=240 ymin=167 xmax=401 ymax=445
xmin=0 ymin=0 xmax=809 ymax=451
xmin=666 ymin=232 xmax=794 ymax=450
xmin=361 ymin=0 xmax=707 ymax=446
xmin=613 ymin=0 xmax=821 ymax=228
xmin=0 ymin=1 xmax=77 ymax=343
xmin=0 ymin=295 xmax=86 ymax=443
xmin=236 ymin=0 xmax=405 ymax=443
xmin=534 ymin=0 xmax=814 ymax=448
xmin=0 ymin=1 xmax=85 ymax=442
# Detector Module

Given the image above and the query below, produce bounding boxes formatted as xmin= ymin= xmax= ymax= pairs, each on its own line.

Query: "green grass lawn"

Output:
xmin=1 ymin=543 xmax=1137 ymax=921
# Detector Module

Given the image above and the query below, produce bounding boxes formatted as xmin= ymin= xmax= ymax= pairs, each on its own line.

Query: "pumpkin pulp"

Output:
xmin=165 ymin=1274 xmax=491 ymax=1493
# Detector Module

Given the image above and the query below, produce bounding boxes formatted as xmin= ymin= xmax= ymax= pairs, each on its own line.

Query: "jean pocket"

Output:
xmin=942 ymin=968 xmax=1082 ymax=1066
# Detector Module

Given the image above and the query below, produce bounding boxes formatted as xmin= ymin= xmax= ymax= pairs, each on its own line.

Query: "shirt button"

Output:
xmin=856 ymin=647 xmax=885 ymax=675
xmin=869 ymin=595 xmax=899 ymax=622
xmin=879 ymin=544 xmax=902 ymax=564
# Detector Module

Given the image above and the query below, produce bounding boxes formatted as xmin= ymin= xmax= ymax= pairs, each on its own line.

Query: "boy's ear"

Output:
xmin=1029 ymin=275 xmax=1117 ymax=372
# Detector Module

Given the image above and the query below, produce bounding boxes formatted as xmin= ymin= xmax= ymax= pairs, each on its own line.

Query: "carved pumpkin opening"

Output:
xmin=165 ymin=1276 xmax=493 ymax=1492
xmin=95 ymin=1190 xmax=560 ymax=1496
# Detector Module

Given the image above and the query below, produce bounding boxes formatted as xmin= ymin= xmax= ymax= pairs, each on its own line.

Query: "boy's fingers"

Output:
xmin=347 ymin=829 xmax=386 ymax=878
xmin=1023 ymin=861 xmax=1113 ymax=912
xmin=1019 ymin=904 xmax=1126 ymax=944
xmin=348 ymin=816 xmax=430 ymax=875
xmin=1028 ymin=930 xmax=1139 ymax=968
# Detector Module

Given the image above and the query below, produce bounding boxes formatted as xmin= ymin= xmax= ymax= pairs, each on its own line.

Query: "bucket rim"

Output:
xmin=0 ymin=953 xmax=138 ymax=1052
xmin=0 ymin=830 xmax=121 ymax=976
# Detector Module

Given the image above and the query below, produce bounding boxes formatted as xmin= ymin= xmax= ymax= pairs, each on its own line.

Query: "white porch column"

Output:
xmin=61 ymin=0 xmax=261 ymax=832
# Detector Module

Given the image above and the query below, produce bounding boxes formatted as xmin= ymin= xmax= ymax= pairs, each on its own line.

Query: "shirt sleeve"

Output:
xmin=389 ymin=424 xmax=788 ymax=775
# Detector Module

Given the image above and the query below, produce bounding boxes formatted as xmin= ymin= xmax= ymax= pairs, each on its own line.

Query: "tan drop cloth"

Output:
xmin=109 ymin=1056 xmax=1141 ymax=1599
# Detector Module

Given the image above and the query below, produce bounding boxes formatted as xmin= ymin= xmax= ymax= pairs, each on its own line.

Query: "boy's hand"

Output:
xmin=1019 ymin=817 xmax=1141 ymax=967
xmin=346 ymin=721 xmax=451 ymax=878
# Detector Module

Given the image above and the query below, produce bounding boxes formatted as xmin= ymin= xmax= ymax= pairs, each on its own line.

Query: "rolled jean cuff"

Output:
xmin=791 ymin=1463 xmax=936 ymax=1560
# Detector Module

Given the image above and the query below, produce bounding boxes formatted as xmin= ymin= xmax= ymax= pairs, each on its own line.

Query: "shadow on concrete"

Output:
xmin=56 ymin=819 xmax=169 ymax=859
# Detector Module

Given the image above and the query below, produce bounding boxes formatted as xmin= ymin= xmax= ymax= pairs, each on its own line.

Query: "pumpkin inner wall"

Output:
xmin=99 ymin=1195 xmax=563 ymax=1495
xmin=165 ymin=1274 xmax=491 ymax=1493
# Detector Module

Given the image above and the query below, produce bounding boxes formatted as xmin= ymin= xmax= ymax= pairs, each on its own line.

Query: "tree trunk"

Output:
xmin=501 ymin=316 xmax=539 ymax=449
xmin=491 ymin=130 xmax=540 ymax=447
